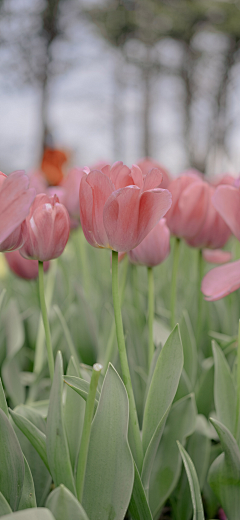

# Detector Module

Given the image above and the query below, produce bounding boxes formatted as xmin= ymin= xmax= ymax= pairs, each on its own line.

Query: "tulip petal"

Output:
xmin=80 ymin=171 xmax=114 ymax=248
xmin=178 ymin=182 xmax=209 ymax=238
xmin=201 ymin=260 xmax=240 ymax=301
xmin=142 ymin=168 xmax=163 ymax=191
xmin=130 ymin=165 xmax=143 ymax=189
xmin=110 ymin=162 xmax=132 ymax=189
xmin=0 ymin=171 xmax=35 ymax=243
xmin=103 ymin=186 xmax=140 ymax=252
xmin=203 ymin=249 xmax=232 ymax=264
xmin=137 ymin=188 xmax=172 ymax=245
xmin=212 ymin=185 xmax=240 ymax=241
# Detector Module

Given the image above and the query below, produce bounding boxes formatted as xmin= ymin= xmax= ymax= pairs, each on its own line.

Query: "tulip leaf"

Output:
xmin=0 ymin=378 xmax=9 ymax=418
xmin=18 ymin=455 xmax=36 ymax=510
xmin=0 ymin=289 xmax=6 ymax=313
xmin=180 ymin=310 xmax=197 ymax=389
xmin=142 ymin=325 xmax=184 ymax=455
xmin=149 ymin=394 xmax=197 ymax=518
xmin=177 ymin=442 xmax=205 ymax=520
xmin=82 ymin=364 xmax=134 ymax=520
xmin=208 ymin=417 xmax=240 ymax=520
xmin=0 ymin=509 xmax=55 ymax=519
xmin=46 ymin=485 xmax=89 ymax=520
xmin=212 ymin=341 xmax=236 ymax=435
xmin=4 ymin=299 xmax=24 ymax=357
xmin=195 ymin=358 xmax=214 ymax=417
xmin=128 ymin=463 xmax=153 ymax=520
xmin=0 ymin=492 xmax=12 ymax=516
xmin=64 ymin=376 xmax=100 ymax=405
xmin=46 ymin=351 xmax=76 ymax=496
xmin=2 ymin=357 xmax=25 ymax=408
xmin=9 ymin=409 xmax=49 ymax=472
xmin=63 ymin=358 xmax=85 ymax=473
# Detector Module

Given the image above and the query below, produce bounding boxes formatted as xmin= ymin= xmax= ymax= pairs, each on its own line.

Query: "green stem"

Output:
xmin=103 ymin=255 xmax=129 ymax=373
xmin=112 ymin=250 xmax=143 ymax=470
xmin=34 ymin=262 xmax=56 ymax=375
xmin=78 ymin=228 xmax=90 ymax=297
xmin=38 ymin=261 xmax=54 ymax=382
xmin=170 ymin=238 xmax=180 ymax=329
xmin=235 ymin=320 xmax=240 ymax=440
xmin=76 ymin=363 xmax=102 ymax=502
xmin=196 ymin=249 xmax=204 ymax=340
xmin=132 ymin=264 xmax=140 ymax=313
xmin=147 ymin=267 xmax=154 ymax=371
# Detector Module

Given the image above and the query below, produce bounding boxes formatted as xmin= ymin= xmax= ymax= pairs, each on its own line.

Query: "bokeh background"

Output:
xmin=1 ymin=0 xmax=240 ymax=177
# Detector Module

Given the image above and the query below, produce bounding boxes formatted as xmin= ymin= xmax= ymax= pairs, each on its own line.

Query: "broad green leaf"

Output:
xmin=2 ymin=358 xmax=25 ymax=407
xmin=0 ymin=409 xmax=25 ymax=511
xmin=180 ymin=311 xmax=197 ymax=389
xmin=18 ymin=456 xmax=36 ymax=510
xmin=0 ymin=492 xmax=12 ymax=516
xmin=27 ymin=400 xmax=49 ymax=418
xmin=142 ymin=325 xmax=183 ymax=455
xmin=9 ymin=410 xmax=49 ymax=472
xmin=46 ymin=351 xmax=76 ymax=496
xmin=177 ymin=442 xmax=204 ymax=520
xmin=82 ymin=364 xmax=134 ymax=520
xmin=174 ymin=369 xmax=191 ymax=403
xmin=0 ymin=509 xmax=55 ymax=519
xmin=212 ymin=341 xmax=236 ymax=435
xmin=208 ymin=418 xmax=240 ymax=520
xmin=4 ymin=299 xmax=24 ymax=357
xmin=195 ymin=358 xmax=214 ymax=417
xmin=46 ymin=485 xmax=89 ymax=520
xmin=0 ymin=289 xmax=6 ymax=313
xmin=149 ymin=394 xmax=197 ymax=518
xmin=64 ymin=376 xmax=99 ymax=406
xmin=63 ymin=358 xmax=85 ymax=473
xmin=128 ymin=463 xmax=153 ymax=520
xmin=0 ymin=379 xmax=9 ymax=418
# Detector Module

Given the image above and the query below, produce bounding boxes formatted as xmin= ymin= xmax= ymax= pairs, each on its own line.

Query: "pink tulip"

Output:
xmin=166 ymin=173 xmax=208 ymax=239
xmin=0 ymin=170 xmax=36 ymax=252
xmin=210 ymin=173 xmax=235 ymax=187
xmin=128 ymin=219 xmax=170 ymax=267
xmin=212 ymin=184 xmax=240 ymax=241
xmin=137 ymin=158 xmax=171 ymax=188
xmin=201 ymin=259 xmax=240 ymax=301
xmin=203 ymin=249 xmax=232 ymax=264
xmin=60 ymin=167 xmax=86 ymax=228
xmin=5 ymin=250 xmax=50 ymax=280
xmin=218 ymin=508 xmax=227 ymax=520
xmin=79 ymin=161 xmax=172 ymax=253
xmin=20 ymin=193 xmax=70 ymax=261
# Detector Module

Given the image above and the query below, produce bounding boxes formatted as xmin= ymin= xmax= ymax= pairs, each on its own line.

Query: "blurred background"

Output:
xmin=1 ymin=0 xmax=240 ymax=177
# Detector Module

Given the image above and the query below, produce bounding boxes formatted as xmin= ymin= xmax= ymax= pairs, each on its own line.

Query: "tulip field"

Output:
xmin=0 ymin=161 xmax=240 ymax=520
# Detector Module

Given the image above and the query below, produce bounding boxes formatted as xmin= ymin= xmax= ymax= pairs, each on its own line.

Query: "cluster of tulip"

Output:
xmin=1 ymin=157 xmax=240 ymax=520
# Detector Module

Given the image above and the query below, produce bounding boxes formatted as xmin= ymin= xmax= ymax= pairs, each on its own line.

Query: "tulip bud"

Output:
xmin=20 ymin=193 xmax=70 ymax=261
xmin=128 ymin=219 xmax=170 ymax=267
xmin=5 ymin=250 xmax=50 ymax=280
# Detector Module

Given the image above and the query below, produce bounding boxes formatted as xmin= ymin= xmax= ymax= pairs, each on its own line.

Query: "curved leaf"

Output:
xmin=46 ymin=485 xmax=89 ymax=520
xmin=9 ymin=410 xmax=49 ymax=472
xmin=212 ymin=341 xmax=236 ymax=435
xmin=18 ymin=456 xmax=36 ymax=510
xmin=128 ymin=463 xmax=153 ymax=520
xmin=64 ymin=376 xmax=99 ymax=405
xmin=0 ymin=492 xmax=12 ymax=516
xmin=0 ymin=509 xmax=55 ymax=519
xmin=177 ymin=442 xmax=204 ymax=520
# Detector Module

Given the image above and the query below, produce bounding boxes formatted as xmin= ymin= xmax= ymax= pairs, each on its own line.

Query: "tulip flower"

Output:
xmin=20 ymin=193 xmax=70 ymax=262
xmin=128 ymin=218 xmax=170 ymax=267
xmin=41 ymin=147 xmax=68 ymax=186
xmin=5 ymin=250 xmax=50 ymax=280
xmin=137 ymin=158 xmax=171 ymax=188
xmin=0 ymin=170 xmax=36 ymax=252
xmin=60 ymin=167 xmax=86 ymax=228
xmin=79 ymin=161 xmax=172 ymax=253
xmin=202 ymin=249 xmax=232 ymax=264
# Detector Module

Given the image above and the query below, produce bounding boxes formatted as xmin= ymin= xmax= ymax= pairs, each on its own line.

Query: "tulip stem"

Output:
xmin=170 ymin=238 xmax=180 ymax=329
xmin=34 ymin=262 xmax=56 ymax=375
xmin=76 ymin=363 xmax=102 ymax=502
xmin=235 ymin=320 xmax=240 ymax=440
xmin=38 ymin=261 xmax=54 ymax=382
xmin=112 ymin=250 xmax=143 ymax=470
xmin=147 ymin=267 xmax=154 ymax=370
xmin=103 ymin=255 xmax=129 ymax=373
xmin=196 ymin=249 xmax=204 ymax=340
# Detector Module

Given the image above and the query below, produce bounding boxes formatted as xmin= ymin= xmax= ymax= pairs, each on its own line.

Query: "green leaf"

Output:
xmin=53 ymin=305 xmax=80 ymax=366
xmin=142 ymin=325 xmax=184 ymax=455
xmin=0 ymin=509 xmax=55 ymax=519
xmin=46 ymin=485 xmax=89 ymax=520
xmin=149 ymin=394 xmax=197 ymax=518
xmin=180 ymin=310 xmax=197 ymax=389
xmin=46 ymin=351 xmax=76 ymax=496
xmin=195 ymin=358 xmax=214 ymax=417
xmin=18 ymin=455 xmax=36 ymax=510
xmin=174 ymin=369 xmax=191 ymax=403
xmin=63 ymin=358 xmax=85 ymax=473
xmin=82 ymin=364 xmax=134 ymax=520
xmin=4 ymin=299 xmax=24 ymax=357
xmin=212 ymin=341 xmax=236 ymax=435
xmin=0 ymin=379 xmax=9 ymax=418
xmin=0 ymin=289 xmax=6 ymax=313
xmin=128 ymin=463 xmax=153 ymax=520
xmin=0 ymin=492 xmax=12 ymax=516
xmin=208 ymin=417 xmax=240 ymax=520
xmin=9 ymin=410 xmax=49 ymax=472
xmin=2 ymin=358 xmax=25 ymax=407
xmin=64 ymin=376 xmax=99 ymax=405
xmin=177 ymin=442 xmax=205 ymax=520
